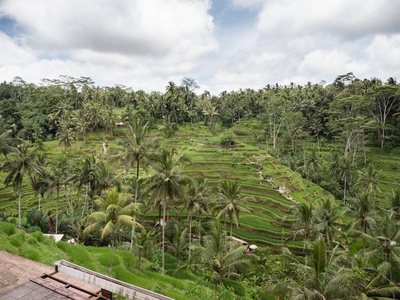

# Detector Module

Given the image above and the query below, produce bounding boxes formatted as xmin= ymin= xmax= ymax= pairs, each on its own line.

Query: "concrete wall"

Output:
xmin=54 ymin=260 xmax=173 ymax=300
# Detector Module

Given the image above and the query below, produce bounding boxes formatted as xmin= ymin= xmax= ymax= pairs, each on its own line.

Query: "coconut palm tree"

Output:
xmin=288 ymin=202 xmax=316 ymax=264
xmin=362 ymin=212 xmax=400 ymax=283
xmin=356 ymin=164 xmax=382 ymax=197
xmin=83 ymin=187 xmax=141 ymax=271
xmin=132 ymin=228 xmax=158 ymax=269
xmin=72 ymin=109 xmax=89 ymax=147
xmin=117 ymin=119 xmax=159 ymax=249
xmin=213 ymin=180 xmax=253 ymax=238
xmin=167 ymin=224 xmax=188 ymax=267
xmin=44 ymin=163 xmax=71 ymax=234
xmin=313 ymin=197 xmax=342 ymax=247
xmin=283 ymin=237 xmax=359 ymax=299
xmin=1 ymin=143 xmax=41 ymax=228
xmin=186 ymin=177 xmax=209 ymax=259
xmin=387 ymin=189 xmax=400 ymax=220
xmin=145 ymin=148 xmax=190 ymax=275
xmin=56 ymin=127 xmax=75 ymax=150
xmin=185 ymin=219 xmax=249 ymax=300
xmin=342 ymin=192 xmax=378 ymax=251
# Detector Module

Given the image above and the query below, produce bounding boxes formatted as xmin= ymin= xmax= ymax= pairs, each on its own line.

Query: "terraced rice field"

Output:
xmin=4 ymin=123 xmax=392 ymax=254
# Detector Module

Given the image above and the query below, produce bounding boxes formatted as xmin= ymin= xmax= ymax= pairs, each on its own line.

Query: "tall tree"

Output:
xmin=1 ymin=143 xmax=40 ymax=228
xmin=367 ymin=86 xmax=400 ymax=148
xmin=186 ymin=219 xmax=249 ymax=300
xmin=186 ymin=177 xmax=209 ymax=259
xmin=213 ymin=181 xmax=253 ymax=238
xmin=83 ymin=187 xmax=141 ymax=271
xmin=117 ymin=119 xmax=158 ymax=249
xmin=145 ymin=148 xmax=190 ymax=275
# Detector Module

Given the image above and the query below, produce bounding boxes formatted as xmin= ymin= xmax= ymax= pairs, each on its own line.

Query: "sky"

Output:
xmin=0 ymin=0 xmax=400 ymax=95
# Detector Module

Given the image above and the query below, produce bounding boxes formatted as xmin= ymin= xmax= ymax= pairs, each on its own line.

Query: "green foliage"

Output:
xmin=10 ymin=232 xmax=24 ymax=247
xmin=222 ymin=277 xmax=246 ymax=297
xmin=99 ymin=253 xmax=121 ymax=267
xmin=31 ymin=230 xmax=45 ymax=242
xmin=26 ymin=209 xmax=49 ymax=233
xmin=0 ymin=222 xmax=16 ymax=235
xmin=21 ymin=247 xmax=40 ymax=261
xmin=220 ymin=129 xmax=236 ymax=146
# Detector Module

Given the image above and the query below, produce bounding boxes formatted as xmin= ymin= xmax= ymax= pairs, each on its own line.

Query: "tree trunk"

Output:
xmin=130 ymin=162 xmax=140 ymax=250
xmin=214 ymin=279 xmax=218 ymax=300
xmin=18 ymin=184 xmax=22 ymax=229
xmin=110 ymin=233 xmax=114 ymax=272
xmin=230 ymin=218 xmax=233 ymax=238
xmin=162 ymin=202 xmax=166 ymax=276
xmin=198 ymin=212 xmax=202 ymax=243
xmin=56 ymin=188 xmax=59 ymax=234
xmin=189 ymin=206 xmax=193 ymax=260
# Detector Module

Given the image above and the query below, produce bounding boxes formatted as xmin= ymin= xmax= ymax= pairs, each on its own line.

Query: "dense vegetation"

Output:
xmin=1 ymin=73 xmax=400 ymax=299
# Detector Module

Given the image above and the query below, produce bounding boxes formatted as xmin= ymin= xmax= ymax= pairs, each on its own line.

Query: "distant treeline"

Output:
xmin=1 ymin=73 xmax=399 ymax=151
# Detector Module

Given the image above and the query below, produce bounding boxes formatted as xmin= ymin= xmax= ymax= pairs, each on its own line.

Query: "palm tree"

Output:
xmin=145 ymin=148 xmax=190 ymax=275
xmin=83 ymin=187 xmax=141 ymax=271
xmin=362 ymin=212 xmax=400 ymax=283
xmin=44 ymin=163 xmax=71 ymax=234
xmin=313 ymin=197 xmax=342 ymax=247
xmin=186 ymin=177 xmax=209 ymax=259
xmin=1 ymin=143 xmax=40 ymax=228
xmin=213 ymin=181 xmax=253 ymax=238
xmin=132 ymin=228 xmax=158 ymax=269
xmin=56 ymin=127 xmax=75 ymax=150
xmin=356 ymin=164 xmax=382 ymax=197
xmin=289 ymin=202 xmax=316 ymax=263
xmin=167 ymin=224 xmax=188 ymax=267
xmin=158 ymin=116 xmax=175 ymax=138
xmin=337 ymin=155 xmax=356 ymax=203
xmin=72 ymin=109 xmax=89 ymax=147
xmin=282 ymin=237 xmax=359 ymax=299
xmin=0 ymin=125 xmax=20 ymax=158
xmin=76 ymin=156 xmax=96 ymax=218
xmin=387 ymin=189 xmax=400 ymax=220
xmin=343 ymin=192 xmax=378 ymax=251
xmin=117 ymin=119 xmax=159 ymax=249
xmin=185 ymin=219 xmax=249 ymax=300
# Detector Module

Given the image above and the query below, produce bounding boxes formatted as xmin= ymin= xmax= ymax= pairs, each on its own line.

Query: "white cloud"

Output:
xmin=230 ymin=0 xmax=264 ymax=9
xmin=1 ymin=0 xmax=217 ymax=58
xmin=365 ymin=34 xmax=400 ymax=78
xmin=257 ymin=0 xmax=400 ymax=40
xmin=0 ymin=0 xmax=218 ymax=90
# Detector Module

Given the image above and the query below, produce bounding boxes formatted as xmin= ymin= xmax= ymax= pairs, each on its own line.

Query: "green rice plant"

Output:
xmin=117 ymin=250 xmax=134 ymax=266
xmin=21 ymin=247 xmax=40 ymax=261
xmin=0 ymin=222 xmax=16 ymax=236
xmin=99 ymin=252 xmax=121 ymax=267
xmin=10 ymin=232 xmax=24 ymax=247
xmin=30 ymin=231 xmax=45 ymax=242
xmin=57 ymin=241 xmax=96 ymax=270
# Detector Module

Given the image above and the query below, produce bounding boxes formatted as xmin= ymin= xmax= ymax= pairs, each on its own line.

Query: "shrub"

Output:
xmin=21 ymin=248 xmax=40 ymax=261
xmin=220 ymin=129 xmax=236 ymax=146
xmin=25 ymin=209 xmax=49 ymax=233
xmin=0 ymin=222 xmax=16 ymax=236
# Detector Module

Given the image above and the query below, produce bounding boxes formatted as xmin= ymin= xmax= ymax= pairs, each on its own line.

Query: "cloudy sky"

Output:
xmin=0 ymin=0 xmax=399 ymax=95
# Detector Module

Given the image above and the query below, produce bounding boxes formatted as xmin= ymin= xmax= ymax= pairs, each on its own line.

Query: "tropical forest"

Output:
xmin=1 ymin=73 xmax=400 ymax=299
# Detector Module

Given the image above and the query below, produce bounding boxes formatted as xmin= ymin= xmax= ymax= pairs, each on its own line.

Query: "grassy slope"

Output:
xmin=0 ymin=222 xmax=243 ymax=300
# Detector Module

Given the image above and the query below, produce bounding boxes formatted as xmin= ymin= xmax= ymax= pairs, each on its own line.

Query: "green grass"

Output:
xmin=0 ymin=223 xmax=241 ymax=299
